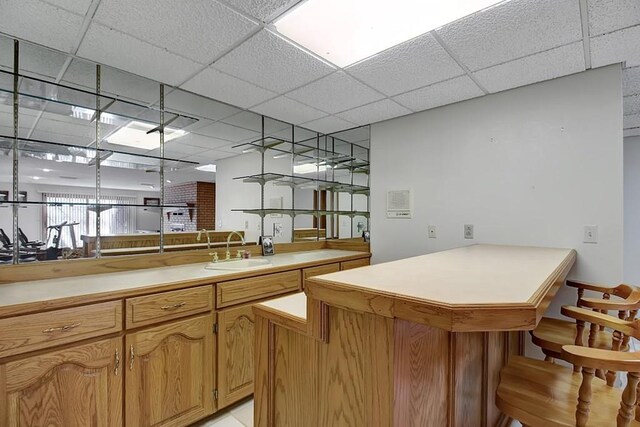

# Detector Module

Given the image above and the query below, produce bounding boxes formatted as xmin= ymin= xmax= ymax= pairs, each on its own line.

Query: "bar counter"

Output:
xmin=253 ymin=244 xmax=576 ymax=427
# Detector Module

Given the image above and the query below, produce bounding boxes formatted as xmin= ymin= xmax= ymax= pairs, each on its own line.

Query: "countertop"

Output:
xmin=305 ymin=244 xmax=576 ymax=332
xmin=0 ymin=249 xmax=368 ymax=318
xmin=257 ymin=292 xmax=307 ymax=320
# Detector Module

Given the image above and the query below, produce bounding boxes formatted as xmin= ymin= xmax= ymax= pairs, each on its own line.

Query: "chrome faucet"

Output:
xmin=226 ymin=231 xmax=246 ymax=260
xmin=196 ymin=229 xmax=211 ymax=249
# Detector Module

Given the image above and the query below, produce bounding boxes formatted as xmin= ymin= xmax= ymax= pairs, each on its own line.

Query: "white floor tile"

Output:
xmin=229 ymin=399 xmax=254 ymax=427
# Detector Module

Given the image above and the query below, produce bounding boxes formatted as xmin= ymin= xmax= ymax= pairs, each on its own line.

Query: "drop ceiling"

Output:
xmin=0 ymin=0 xmax=639 ymax=140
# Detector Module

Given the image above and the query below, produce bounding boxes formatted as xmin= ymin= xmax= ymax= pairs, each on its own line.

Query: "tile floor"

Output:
xmin=195 ymin=398 xmax=254 ymax=427
xmin=195 ymin=397 xmax=521 ymax=427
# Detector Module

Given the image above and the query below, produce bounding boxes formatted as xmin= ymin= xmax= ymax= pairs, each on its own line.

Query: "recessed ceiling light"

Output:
xmin=196 ymin=164 xmax=217 ymax=173
xmin=32 ymin=176 xmax=41 ymax=180
xmin=293 ymin=163 xmax=328 ymax=174
xmin=42 ymin=168 xmax=51 ymax=172
xmin=275 ymin=0 xmax=503 ymax=67
xmin=107 ymin=121 xmax=187 ymax=150
xmin=166 ymin=179 xmax=172 ymax=183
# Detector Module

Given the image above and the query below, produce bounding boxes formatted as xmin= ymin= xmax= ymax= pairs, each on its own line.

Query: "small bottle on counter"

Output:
xmin=243 ymin=250 xmax=251 ymax=259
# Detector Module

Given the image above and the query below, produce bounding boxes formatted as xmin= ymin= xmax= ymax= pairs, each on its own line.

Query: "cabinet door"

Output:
xmin=218 ymin=304 xmax=255 ymax=408
xmin=126 ymin=314 xmax=214 ymax=427
xmin=0 ymin=337 xmax=123 ymax=427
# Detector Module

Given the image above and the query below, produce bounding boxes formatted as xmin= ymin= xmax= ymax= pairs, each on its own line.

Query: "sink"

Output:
xmin=205 ymin=258 xmax=272 ymax=271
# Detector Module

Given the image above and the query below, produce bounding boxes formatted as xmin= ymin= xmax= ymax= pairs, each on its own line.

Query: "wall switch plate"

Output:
xmin=464 ymin=224 xmax=474 ymax=239
xmin=584 ymin=225 xmax=598 ymax=243
xmin=428 ymin=225 xmax=436 ymax=238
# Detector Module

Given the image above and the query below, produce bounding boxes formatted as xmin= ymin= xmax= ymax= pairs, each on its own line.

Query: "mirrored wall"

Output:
xmin=0 ymin=35 xmax=369 ymax=265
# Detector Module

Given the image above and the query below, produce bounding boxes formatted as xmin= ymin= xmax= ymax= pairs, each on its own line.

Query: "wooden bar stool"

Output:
xmin=498 ymin=306 xmax=640 ymax=426
xmin=531 ymin=281 xmax=640 ymax=383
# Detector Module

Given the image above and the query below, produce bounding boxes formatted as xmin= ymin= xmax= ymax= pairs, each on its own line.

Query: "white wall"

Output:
xmin=371 ymin=65 xmax=624 ymax=290
xmin=624 ymin=136 xmax=640 ymax=283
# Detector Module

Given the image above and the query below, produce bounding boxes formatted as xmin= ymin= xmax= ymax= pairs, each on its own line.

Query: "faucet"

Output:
xmin=226 ymin=231 xmax=246 ymax=260
xmin=196 ymin=229 xmax=211 ymax=249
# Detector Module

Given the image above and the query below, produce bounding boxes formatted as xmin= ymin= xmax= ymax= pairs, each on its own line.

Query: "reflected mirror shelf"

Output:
xmin=233 ymin=173 xmax=370 ymax=195
xmin=232 ymin=208 xmax=370 ymax=218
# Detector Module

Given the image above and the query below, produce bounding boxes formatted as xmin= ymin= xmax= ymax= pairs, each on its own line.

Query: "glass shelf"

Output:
xmin=0 ymin=200 xmax=195 ymax=209
xmin=0 ymin=135 xmax=198 ymax=171
xmin=232 ymin=208 xmax=370 ymax=218
xmin=232 ymin=173 xmax=369 ymax=195
xmin=0 ymin=70 xmax=198 ymax=129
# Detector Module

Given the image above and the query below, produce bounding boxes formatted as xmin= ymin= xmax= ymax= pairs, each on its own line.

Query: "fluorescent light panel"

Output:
xmin=107 ymin=121 xmax=187 ymax=150
xmin=276 ymin=0 xmax=504 ymax=67
xmin=196 ymin=164 xmax=217 ymax=172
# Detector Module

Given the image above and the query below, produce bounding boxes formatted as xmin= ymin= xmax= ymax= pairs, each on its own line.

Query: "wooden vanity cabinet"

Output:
xmin=217 ymin=304 xmax=256 ymax=408
xmin=0 ymin=336 xmax=123 ymax=427
xmin=125 ymin=314 xmax=214 ymax=427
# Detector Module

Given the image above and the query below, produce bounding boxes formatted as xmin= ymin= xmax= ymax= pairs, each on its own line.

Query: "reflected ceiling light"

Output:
xmin=71 ymin=106 xmax=116 ymax=125
xmin=32 ymin=176 xmax=41 ymax=180
xmin=42 ymin=168 xmax=51 ymax=172
xmin=275 ymin=0 xmax=503 ymax=67
xmin=196 ymin=164 xmax=217 ymax=173
xmin=293 ymin=163 xmax=328 ymax=174
xmin=107 ymin=121 xmax=187 ymax=150
xmin=166 ymin=179 xmax=172 ymax=183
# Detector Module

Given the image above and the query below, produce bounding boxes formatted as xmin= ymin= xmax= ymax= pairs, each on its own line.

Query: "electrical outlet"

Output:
xmin=584 ymin=225 xmax=598 ymax=243
xmin=428 ymin=225 xmax=436 ymax=238
xmin=464 ymin=224 xmax=474 ymax=239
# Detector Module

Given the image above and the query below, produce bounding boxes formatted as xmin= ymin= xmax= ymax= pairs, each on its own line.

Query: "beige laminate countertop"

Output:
xmin=257 ymin=292 xmax=307 ymax=320
xmin=0 ymin=249 xmax=367 ymax=317
xmin=305 ymin=244 xmax=576 ymax=332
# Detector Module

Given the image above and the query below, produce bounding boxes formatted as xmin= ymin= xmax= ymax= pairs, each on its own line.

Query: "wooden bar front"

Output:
xmin=254 ymin=245 xmax=577 ymax=427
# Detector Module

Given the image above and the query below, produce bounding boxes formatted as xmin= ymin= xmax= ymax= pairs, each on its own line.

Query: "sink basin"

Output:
xmin=205 ymin=258 xmax=271 ymax=271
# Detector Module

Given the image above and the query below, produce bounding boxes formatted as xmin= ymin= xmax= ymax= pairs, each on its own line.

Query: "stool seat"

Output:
xmin=497 ymin=355 xmax=639 ymax=427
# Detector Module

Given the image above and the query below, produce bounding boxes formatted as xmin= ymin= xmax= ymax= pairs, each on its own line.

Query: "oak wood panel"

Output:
xmin=394 ymin=319 xmax=450 ymax=427
xmin=218 ymin=305 xmax=256 ymax=408
xmin=486 ymin=332 xmax=507 ymax=426
xmin=0 ymin=336 xmax=123 ymax=427
xmin=254 ymin=315 xmax=273 ymax=427
xmin=273 ymin=324 xmax=319 ymax=427
xmin=325 ymin=239 xmax=370 ymax=252
xmin=319 ymin=306 xmax=365 ymax=427
xmin=0 ymin=301 xmax=122 ymax=358
xmin=125 ymin=314 xmax=214 ymax=427
xmin=363 ymin=311 xmax=394 ymax=427
xmin=453 ymin=332 xmax=485 ymax=427
xmin=126 ymin=285 xmax=213 ymax=329
xmin=302 ymin=263 xmax=340 ymax=288
xmin=217 ymin=271 xmax=301 ymax=309
xmin=340 ymin=257 xmax=370 ymax=271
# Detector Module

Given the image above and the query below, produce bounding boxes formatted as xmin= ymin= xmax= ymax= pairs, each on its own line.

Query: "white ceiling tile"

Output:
xmin=346 ymin=32 xmax=464 ymax=96
xmin=223 ymin=0 xmax=298 ymax=21
xmin=213 ymin=29 xmax=335 ymax=93
xmin=180 ymin=135 xmax=234 ymax=150
xmin=623 ymin=67 xmax=640 ymax=96
xmin=393 ymin=76 xmax=484 ymax=112
xmin=0 ymin=0 xmax=85 ymax=52
xmin=251 ymin=96 xmax=327 ymax=124
xmin=219 ymin=111 xmax=263 ymax=132
xmin=624 ymin=114 xmax=640 ymax=129
xmin=591 ymin=25 xmax=640 ymax=68
xmin=286 ymin=71 xmax=384 ymax=114
xmin=301 ymin=116 xmax=356 ymax=134
xmin=17 ymin=42 xmax=68 ymax=81
xmin=473 ymin=42 xmax=585 ymax=93
xmin=162 ymin=142 xmax=207 ymax=156
xmin=196 ymin=121 xmax=260 ymax=142
xmin=181 ymin=67 xmax=276 ymax=109
xmin=77 ymin=23 xmax=202 ymax=86
xmin=625 ymin=128 xmax=640 ymax=137
xmin=625 ymin=95 xmax=640 ymax=115
xmin=181 ymin=150 xmax=236 ymax=163
xmin=588 ymin=0 xmax=640 ymax=36
xmin=94 ymin=0 xmax=257 ymax=64
xmin=336 ymin=99 xmax=411 ymax=126
xmin=436 ymin=0 xmax=582 ymax=72
xmin=43 ymin=0 xmax=92 ymax=15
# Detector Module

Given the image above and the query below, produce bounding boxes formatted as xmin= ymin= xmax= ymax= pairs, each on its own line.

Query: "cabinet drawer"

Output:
xmin=0 ymin=301 xmax=122 ymax=358
xmin=217 ymin=270 xmax=301 ymax=308
xmin=341 ymin=257 xmax=370 ymax=271
xmin=303 ymin=263 xmax=340 ymax=287
xmin=126 ymin=285 xmax=213 ymax=329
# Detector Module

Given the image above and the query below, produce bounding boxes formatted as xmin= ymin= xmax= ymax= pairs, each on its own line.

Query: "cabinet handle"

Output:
xmin=42 ymin=322 xmax=81 ymax=333
xmin=129 ymin=345 xmax=135 ymax=370
xmin=161 ymin=302 xmax=186 ymax=311
xmin=114 ymin=348 xmax=120 ymax=376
